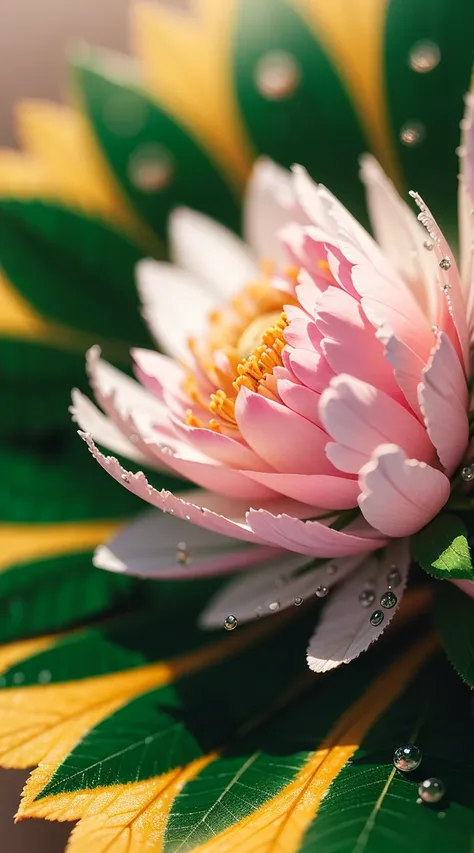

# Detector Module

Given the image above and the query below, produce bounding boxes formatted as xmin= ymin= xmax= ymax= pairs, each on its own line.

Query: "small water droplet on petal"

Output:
xmin=380 ymin=590 xmax=398 ymax=609
xmin=294 ymin=597 xmax=303 ymax=607
xmin=400 ymin=121 xmax=425 ymax=147
xmin=359 ymin=590 xmax=375 ymax=608
xmin=176 ymin=542 xmax=191 ymax=566
xmin=387 ymin=568 xmax=402 ymax=588
xmin=128 ymin=144 xmax=174 ymax=192
xmin=439 ymin=256 xmax=451 ymax=271
xmin=268 ymin=601 xmax=280 ymax=612
xmin=462 ymin=466 xmax=474 ymax=482
xmin=423 ymin=240 xmax=434 ymax=251
xmin=316 ymin=585 xmax=329 ymax=598
xmin=370 ymin=610 xmax=384 ymax=627
xmin=38 ymin=669 xmax=52 ymax=684
xmin=326 ymin=564 xmax=337 ymax=575
xmin=121 ymin=474 xmax=130 ymax=483
xmin=255 ymin=51 xmax=301 ymax=100
xmin=224 ymin=615 xmax=238 ymax=631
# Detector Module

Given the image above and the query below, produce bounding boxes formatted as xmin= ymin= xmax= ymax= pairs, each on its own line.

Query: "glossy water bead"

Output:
xmin=418 ymin=778 xmax=446 ymax=803
xmin=224 ymin=615 xmax=238 ymax=631
xmin=393 ymin=744 xmax=422 ymax=772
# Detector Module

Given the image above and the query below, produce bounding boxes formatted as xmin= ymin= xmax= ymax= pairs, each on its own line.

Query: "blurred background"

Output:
xmin=1 ymin=5 xmax=140 ymax=851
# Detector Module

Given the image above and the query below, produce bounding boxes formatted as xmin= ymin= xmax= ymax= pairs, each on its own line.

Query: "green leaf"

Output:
xmin=36 ymin=611 xmax=318 ymax=798
xmin=0 ymin=339 xmax=87 ymax=435
xmin=410 ymin=512 xmax=474 ymax=580
xmin=0 ymin=578 xmax=222 ymax=688
xmin=300 ymin=657 xmax=474 ymax=852
xmin=0 ymin=551 xmax=133 ymax=644
xmin=73 ymin=56 xmax=240 ymax=238
xmin=233 ymin=0 xmax=370 ymax=225
xmin=435 ymin=582 xmax=474 ymax=687
xmin=0 ymin=199 xmax=154 ymax=343
xmin=384 ymin=0 xmax=474 ymax=241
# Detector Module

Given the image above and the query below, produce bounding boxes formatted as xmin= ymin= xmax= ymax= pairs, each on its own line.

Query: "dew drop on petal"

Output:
xmin=380 ymin=590 xmax=398 ymax=609
xmin=326 ymin=564 xmax=338 ymax=575
xmin=418 ymin=778 xmax=446 ymax=804
xmin=409 ymin=41 xmax=440 ymax=73
xmin=268 ymin=601 xmax=280 ymax=612
xmin=431 ymin=325 xmax=438 ymax=333
xmin=439 ymin=256 xmax=451 ymax=271
xmin=176 ymin=542 xmax=191 ymax=566
xmin=316 ymin=585 xmax=329 ymax=598
xmin=224 ymin=615 xmax=238 ymax=631
xmin=359 ymin=589 xmax=375 ymax=608
xmin=400 ymin=121 xmax=425 ymax=147
xmin=121 ymin=474 xmax=130 ymax=483
xmin=424 ymin=240 xmax=434 ymax=251
xmin=393 ymin=744 xmax=422 ymax=772
xmin=294 ymin=597 xmax=303 ymax=607
xmin=370 ymin=610 xmax=384 ymax=627
xmin=462 ymin=466 xmax=474 ymax=482
xmin=255 ymin=51 xmax=301 ymax=100
xmin=387 ymin=567 xmax=402 ymax=588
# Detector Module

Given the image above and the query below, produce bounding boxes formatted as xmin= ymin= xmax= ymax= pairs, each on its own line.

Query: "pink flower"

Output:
xmin=73 ymin=100 xmax=474 ymax=672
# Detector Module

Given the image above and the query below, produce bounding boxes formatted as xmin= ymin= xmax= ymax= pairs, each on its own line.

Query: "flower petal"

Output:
xmin=358 ymin=444 xmax=450 ymax=537
xmin=320 ymin=374 xmax=434 ymax=474
xmin=235 ymin=386 xmax=333 ymax=474
xmin=70 ymin=389 xmax=149 ymax=465
xmin=201 ymin=553 xmax=364 ymax=627
xmin=247 ymin=508 xmax=385 ymax=557
xmin=243 ymin=158 xmax=305 ymax=263
xmin=244 ymin=470 xmax=358 ymax=510
xmin=94 ymin=508 xmax=279 ymax=580
xmin=418 ymin=331 xmax=468 ymax=475
xmin=136 ymin=259 xmax=215 ymax=361
xmin=132 ymin=348 xmax=187 ymax=404
xmin=307 ymin=539 xmax=409 ymax=672
xmin=169 ymin=207 xmax=258 ymax=299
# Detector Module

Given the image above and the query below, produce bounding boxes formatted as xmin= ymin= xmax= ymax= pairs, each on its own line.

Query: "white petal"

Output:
xmin=244 ymin=158 xmax=305 ymax=263
xmin=94 ymin=508 xmax=277 ymax=580
xmin=200 ymin=553 xmax=364 ymax=628
xmin=169 ymin=207 xmax=258 ymax=299
xmin=136 ymin=259 xmax=215 ymax=360
xmin=70 ymin=389 xmax=148 ymax=464
xmin=307 ymin=539 xmax=409 ymax=672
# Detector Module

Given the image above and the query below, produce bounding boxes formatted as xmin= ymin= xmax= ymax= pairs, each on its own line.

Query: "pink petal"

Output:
xmin=243 ymin=158 xmax=306 ymax=263
xmin=315 ymin=286 xmax=402 ymax=399
xmin=287 ymin=348 xmax=335 ymax=394
xmin=277 ymin=378 xmax=322 ymax=426
xmin=284 ymin=305 xmax=321 ymax=351
xmin=418 ymin=332 xmax=468 ymax=475
xmin=320 ymin=375 xmax=434 ymax=474
xmin=247 ymin=508 xmax=385 ymax=557
xmin=201 ymin=553 xmax=364 ymax=627
xmin=132 ymin=348 xmax=187 ymax=405
xmin=453 ymin=579 xmax=474 ymax=600
xmin=376 ymin=324 xmax=426 ymax=418
xmin=358 ymin=444 xmax=450 ymax=537
xmin=307 ymin=539 xmax=409 ymax=672
xmin=244 ymin=470 xmax=358 ymax=509
xmin=235 ymin=386 xmax=333 ymax=474
xmin=70 ymin=389 xmax=150 ymax=466
xmin=94 ymin=508 xmax=280 ymax=580
xmin=171 ymin=421 xmax=273 ymax=471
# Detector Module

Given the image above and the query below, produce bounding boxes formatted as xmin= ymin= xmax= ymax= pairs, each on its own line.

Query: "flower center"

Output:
xmin=183 ymin=275 xmax=294 ymax=432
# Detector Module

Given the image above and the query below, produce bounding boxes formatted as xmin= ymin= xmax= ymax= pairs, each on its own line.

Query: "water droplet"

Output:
xmin=393 ymin=744 xmax=422 ymax=772
xmin=185 ymin=515 xmax=191 ymax=521
xmin=268 ymin=601 xmax=280 ymax=612
xmin=255 ymin=51 xmax=301 ymax=100
xmin=224 ymin=615 xmax=238 ymax=631
xmin=176 ymin=542 xmax=191 ymax=566
xmin=128 ymin=144 xmax=174 ymax=192
xmin=387 ymin=568 xmax=402 ymax=588
xmin=121 ymin=474 xmax=130 ymax=484
xmin=439 ymin=256 xmax=451 ymax=271
xmin=370 ymin=610 xmax=384 ymax=627
xmin=424 ymin=240 xmax=434 ymax=251
xmin=418 ymin=778 xmax=446 ymax=804
xmin=359 ymin=589 xmax=375 ymax=608
xmin=431 ymin=324 xmax=438 ymax=333
xmin=409 ymin=41 xmax=440 ymax=73
xmin=255 ymin=607 xmax=263 ymax=619
xmin=462 ymin=466 xmax=474 ymax=482
xmin=326 ymin=564 xmax=338 ymax=575
xmin=38 ymin=669 xmax=52 ymax=684
xmin=400 ymin=121 xmax=425 ymax=147
xmin=316 ymin=585 xmax=329 ymax=598
xmin=442 ymin=283 xmax=451 ymax=294
xmin=103 ymin=91 xmax=149 ymax=137
xmin=294 ymin=597 xmax=303 ymax=607
xmin=13 ymin=672 xmax=24 ymax=685
xmin=380 ymin=590 xmax=398 ymax=609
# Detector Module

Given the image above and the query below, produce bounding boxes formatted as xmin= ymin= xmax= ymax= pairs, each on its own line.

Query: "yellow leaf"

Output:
xmin=133 ymin=0 xmax=253 ymax=190
xmin=292 ymin=0 xmax=402 ymax=188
